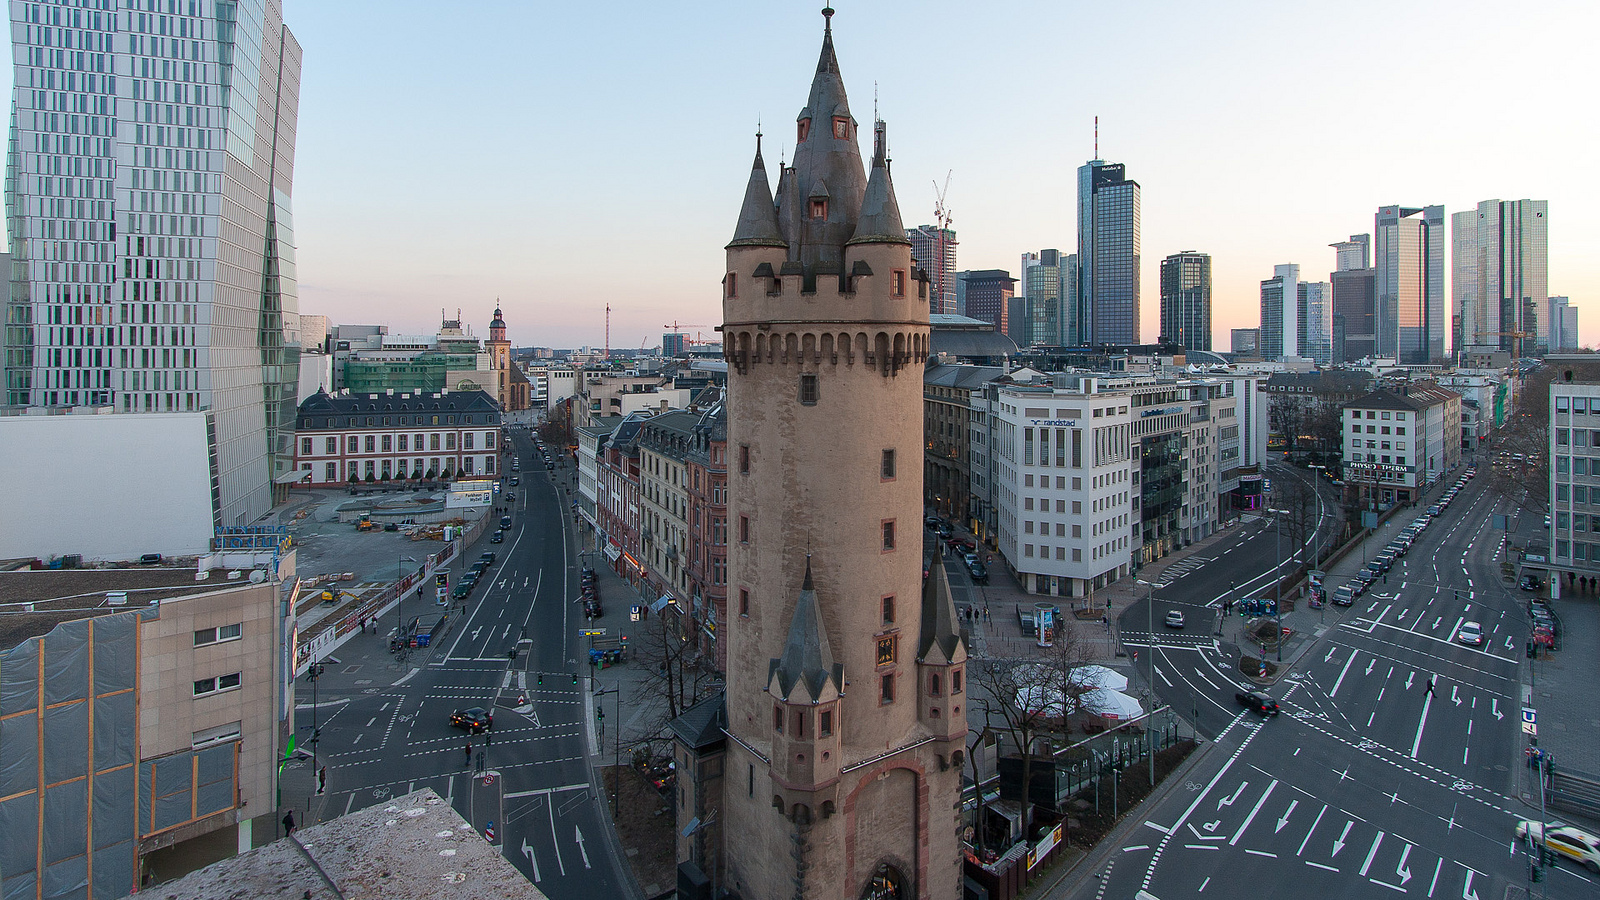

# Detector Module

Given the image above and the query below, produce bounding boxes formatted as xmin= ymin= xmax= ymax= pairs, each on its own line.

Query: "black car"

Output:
xmin=479 ymin=551 xmax=496 ymax=566
xmin=1236 ymin=691 xmax=1280 ymax=717
xmin=1520 ymin=575 xmax=1543 ymax=592
xmin=449 ymin=707 xmax=491 ymax=732
xmin=967 ymin=560 xmax=987 ymax=582
xmin=510 ymin=476 xmax=519 ymax=486
xmin=490 ymin=530 xmax=504 ymax=543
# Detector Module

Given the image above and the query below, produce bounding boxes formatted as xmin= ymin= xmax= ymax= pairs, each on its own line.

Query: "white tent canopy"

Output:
xmin=1013 ymin=665 xmax=1140 ymax=719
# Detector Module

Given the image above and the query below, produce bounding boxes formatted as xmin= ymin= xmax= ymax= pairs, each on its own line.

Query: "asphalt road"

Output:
xmin=1069 ymin=467 xmax=1596 ymax=898
xmin=294 ymin=431 xmax=627 ymax=900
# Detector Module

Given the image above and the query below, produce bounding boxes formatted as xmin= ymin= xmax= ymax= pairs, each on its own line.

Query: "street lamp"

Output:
xmin=1271 ymin=508 xmax=1285 ymax=663
xmin=396 ymin=555 xmax=417 ymax=660
xmin=1307 ymin=464 xmax=1326 ymax=567
xmin=307 ymin=661 xmax=325 ymax=794
xmin=594 ymin=686 xmax=622 ymax=813
xmin=1134 ymin=578 xmax=1158 ymax=789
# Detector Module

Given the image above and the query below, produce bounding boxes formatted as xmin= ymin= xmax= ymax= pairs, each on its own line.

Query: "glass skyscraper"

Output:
xmin=4 ymin=0 xmax=302 ymax=527
xmin=1076 ymin=159 xmax=1140 ymax=345
xmin=1451 ymin=199 xmax=1548 ymax=356
xmin=907 ymin=224 xmax=957 ymax=315
xmin=1158 ymin=250 xmax=1210 ymax=351
xmin=1259 ymin=263 xmax=1299 ymax=360
xmin=1375 ymin=204 xmax=1445 ymax=364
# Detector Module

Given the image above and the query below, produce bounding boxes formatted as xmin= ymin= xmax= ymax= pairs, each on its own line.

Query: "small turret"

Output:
xmin=766 ymin=559 xmax=843 ymax=790
xmin=728 ymin=134 xmax=786 ymax=249
xmin=848 ymin=119 xmax=910 ymax=247
xmin=916 ymin=560 xmax=967 ymax=743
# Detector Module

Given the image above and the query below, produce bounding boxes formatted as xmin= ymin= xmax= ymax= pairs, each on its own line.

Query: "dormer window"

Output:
xmin=797 ymin=118 xmax=810 ymax=142
xmin=891 ymin=270 xmax=906 ymax=298
xmin=809 ymin=199 xmax=827 ymax=219
xmin=832 ymin=117 xmax=849 ymax=139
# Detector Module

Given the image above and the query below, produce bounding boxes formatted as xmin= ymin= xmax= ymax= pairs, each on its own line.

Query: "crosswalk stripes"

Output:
xmin=1153 ymin=556 xmax=1213 ymax=586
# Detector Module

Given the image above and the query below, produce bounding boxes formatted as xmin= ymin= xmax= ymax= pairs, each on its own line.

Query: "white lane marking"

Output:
xmin=1230 ymin=781 xmax=1277 ymax=845
xmin=1307 ymin=861 xmax=1339 ymax=872
xmin=1360 ymin=831 xmax=1386 ymax=877
xmin=1245 ymin=848 xmax=1277 ymax=857
xmin=520 ymin=837 xmax=542 ymax=881
xmin=1411 ymin=682 xmax=1434 ymax=758
xmin=1121 ymin=844 xmax=1151 ymax=852
xmin=1331 ymin=650 xmax=1359 ymax=698
xmin=1296 ymin=804 xmax=1327 ymax=856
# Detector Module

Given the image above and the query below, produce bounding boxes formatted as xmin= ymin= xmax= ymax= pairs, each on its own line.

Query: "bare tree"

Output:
xmin=1268 ymin=395 xmax=1306 ymax=452
xmin=970 ymin=620 xmax=1098 ymax=829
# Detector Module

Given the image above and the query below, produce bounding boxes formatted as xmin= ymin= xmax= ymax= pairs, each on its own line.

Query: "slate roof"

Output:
xmin=728 ymin=136 xmax=786 ymax=249
xmin=297 ymin=389 xmax=501 ymax=421
xmin=670 ymin=691 xmax=728 ymax=752
xmin=768 ymin=560 xmax=842 ymax=702
xmin=918 ymin=558 xmax=965 ymax=663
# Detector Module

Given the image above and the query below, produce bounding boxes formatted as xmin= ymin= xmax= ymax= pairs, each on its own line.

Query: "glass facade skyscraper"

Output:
xmin=1021 ymin=248 xmax=1075 ymax=346
xmin=1451 ymin=199 xmax=1548 ymax=356
xmin=1259 ymin=263 xmax=1299 ymax=360
xmin=1375 ymin=204 xmax=1445 ymax=364
xmin=1158 ymin=250 xmax=1210 ymax=351
xmin=4 ymin=0 xmax=302 ymax=527
xmin=907 ymin=224 xmax=957 ymax=315
xmin=1076 ymin=159 xmax=1140 ymax=345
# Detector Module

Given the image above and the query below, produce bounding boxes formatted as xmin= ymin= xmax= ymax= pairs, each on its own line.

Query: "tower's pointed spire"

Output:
xmin=919 ymin=554 xmax=966 ymax=662
xmin=817 ymin=6 xmax=838 ymax=74
xmin=728 ymin=130 xmax=786 ymax=249
xmin=769 ymin=557 xmax=842 ymax=701
xmin=849 ymin=119 xmax=910 ymax=246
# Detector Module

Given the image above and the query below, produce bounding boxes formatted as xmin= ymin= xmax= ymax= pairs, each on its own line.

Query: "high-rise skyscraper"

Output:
xmin=1550 ymin=296 xmax=1579 ymax=352
xmin=1159 ymin=251 xmax=1211 ymax=351
xmin=1077 ymin=159 xmax=1140 ymax=344
xmin=1376 ymin=205 xmax=1446 ymax=363
xmin=960 ymin=269 xmax=1017 ymax=334
xmin=1297 ymin=280 xmax=1332 ymax=364
xmin=1260 ymin=264 xmax=1300 ymax=360
xmin=4 ymin=0 xmax=302 ymax=527
xmin=1452 ymin=199 xmax=1548 ymax=356
xmin=907 ymin=224 xmax=957 ymax=315
xmin=1331 ymin=234 xmax=1371 ymax=272
xmin=699 ymin=10 xmax=964 ymax=897
xmin=1021 ymin=249 xmax=1074 ymax=346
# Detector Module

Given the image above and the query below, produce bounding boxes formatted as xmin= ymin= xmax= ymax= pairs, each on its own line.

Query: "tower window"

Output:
xmin=929 ymin=673 xmax=942 ymax=696
xmin=832 ymin=117 xmax=849 ymax=139
xmin=809 ymin=199 xmax=827 ymax=219
xmin=891 ymin=270 xmax=906 ymax=297
xmin=881 ymin=520 xmax=895 ymax=551
xmin=740 ymin=516 xmax=750 ymax=544
xmin=881 ymin=449 xmax=896 ymax=479
xmin=952 ymin=668 xmax=963 ymax=694
xmin=820 ymin=709 xmax=833 ymax=736
xmin=793 ymin=710 xmax=806 ymax=738
xmin=880 ymin=673 xmax=895 ymax=704
xmin=726 ymin=273 xmax=736 ymax=299
xmin=799 ymin=373 xmax=819 ymax=405
xmin=739 ymin=444 xmax=750 ymax=474
xmin=881 ymin=595 xmax=894 ymax=623
xmin=774 ymin=705 xmax=784 ymax=734
xmin=797 ymin=118 xmax=810 ymax=142
xmin=740 ymin=588 xmax=750 ymax=616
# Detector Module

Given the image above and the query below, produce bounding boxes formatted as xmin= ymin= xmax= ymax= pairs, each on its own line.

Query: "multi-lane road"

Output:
xmin=295 ymin=430 xmax=627 ymax=899
xmin=1072 ymin=463 xmax=1591 ymax=898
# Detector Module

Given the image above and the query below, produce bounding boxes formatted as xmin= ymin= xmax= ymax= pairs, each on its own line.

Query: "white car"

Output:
xmin=1517 ymin=820 xmax=1600 ymax=874
xmin=1455 ymin=621 xmax=1484 ymax=646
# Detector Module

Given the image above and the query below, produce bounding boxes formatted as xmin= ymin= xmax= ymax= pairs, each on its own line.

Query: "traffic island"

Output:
xmin=601 ymin=764 xmax=676 ymax=897
xmin=1238 ymin=654 xmax=1280 ymax=680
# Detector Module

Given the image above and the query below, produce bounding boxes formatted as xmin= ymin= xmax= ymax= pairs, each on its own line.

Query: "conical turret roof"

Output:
xmin=728 ymin=135 xmax=786 ymax=249
xmin=769 ymin=559 xmax=843 ymax=701
xmin=786 ymin=6 xmax=867 ymax=266
xmin=918 ymin=557 xmax=965 ymax=664
xmin=850 ymin=121 xmax=910 ymax=246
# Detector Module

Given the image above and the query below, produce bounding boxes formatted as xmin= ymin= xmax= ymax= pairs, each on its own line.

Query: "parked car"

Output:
xmin=1516 ymin=820 xmax=1600 ymax=874
xmin=1332 ymin=585 xmax=1356 ymax=606
xmin=1427 ymin=504 xmax=1442 ymax=517
xmin=1164 ymin=610 xmax=1185 ymax=629
xmin=1236 ymin=691 xmax=1280 ymax=717
xmin=924 ymin=515 xmax=943 ymax=529
xmin=1520 ymin=575 xmax=1544 ymax=592
xmin=479 ymin=551 xmax=496 ymax=566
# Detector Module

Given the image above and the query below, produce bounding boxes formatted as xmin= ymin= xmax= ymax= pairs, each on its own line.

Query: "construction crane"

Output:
xmin=1475 ymin=329 xmax=1534 ymax=362
xmin=663 ymin=321 xmax=707 ymax=334
xmin=931 ymin=172 xmax=953 ymax=313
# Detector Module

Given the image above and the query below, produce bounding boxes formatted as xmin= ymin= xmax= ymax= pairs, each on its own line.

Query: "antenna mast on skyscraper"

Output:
xmin=1094 ymin=115 xmax=1098 ymax=158
xmin=604 ymin=304 xmax=611 ymax=362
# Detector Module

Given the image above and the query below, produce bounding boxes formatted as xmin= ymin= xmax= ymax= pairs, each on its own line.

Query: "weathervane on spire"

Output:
xmin=822 ymin=5 xmax=833 ymax=33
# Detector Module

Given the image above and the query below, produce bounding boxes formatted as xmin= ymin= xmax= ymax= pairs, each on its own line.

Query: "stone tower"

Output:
xmin=716 ymin=9 xmax=966 ymax=899
xmin=487 ymin=305 xmax=511 ymax=409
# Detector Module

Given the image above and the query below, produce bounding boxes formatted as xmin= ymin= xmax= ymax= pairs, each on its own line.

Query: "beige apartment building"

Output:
xmin=0 ymin=563 xmax=290 ymax=896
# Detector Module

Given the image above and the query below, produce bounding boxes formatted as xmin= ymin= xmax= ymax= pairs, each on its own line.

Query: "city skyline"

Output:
xmin=6 ymin=0 xmax=1594 ymax=351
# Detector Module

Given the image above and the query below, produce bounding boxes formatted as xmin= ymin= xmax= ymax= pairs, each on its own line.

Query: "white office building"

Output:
xmin=3 ymin=0 xmax=303 ymax=530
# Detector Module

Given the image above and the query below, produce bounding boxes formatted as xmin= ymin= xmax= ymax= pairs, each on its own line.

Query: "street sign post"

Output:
xmin=1522 ymin=706 xmax=1538 ymax=736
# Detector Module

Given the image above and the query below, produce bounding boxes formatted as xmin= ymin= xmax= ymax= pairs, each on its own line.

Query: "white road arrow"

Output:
xmin=1461 ymin=869 xmax=1479 ymax=900
xmin=1491 ymin=699 xmax=1503 ymax=721
xmin=1405 ymin=672 xmax=1415 ymax=690
xmin=1326 ymin=648 xmax=1337 ymax=663
xmin=1396 ymin=844 xmax=1413 ymax=884
xmin=471 ymin=626 xmax=483 ymax=641
xmin=1451 ymin=686 xmax=1463 ymax=707
xmin=520 ymin=837 xmax=542 ymax=881
xmin=1365 ymin=659 xmax=1376 ymax=676
xmin=1202 ymin=819 xmax=1222 ymax=833
xmin=1332 ymin=820 xmax=1352 ymax=857
xmin=1432 ymin=616 xmax=1442 ymax=630
xmin=1218 ymin=783 xmax=1248 ymax=810
xmin=574 ymin=826 xmax=591 ymax=869
xmin=1275 ymin=800 xmax=1298 ymax=833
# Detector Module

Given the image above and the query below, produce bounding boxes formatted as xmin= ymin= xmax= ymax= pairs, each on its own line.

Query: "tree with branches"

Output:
xmin=970 ymin=620 xmax=1099 ymax=830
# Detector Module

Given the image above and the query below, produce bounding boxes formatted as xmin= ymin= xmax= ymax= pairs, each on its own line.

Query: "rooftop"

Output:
xmin=0 ymin=567 xmax=257 ymax=652
xmin=149 ymin=789 xmax=547 ymax=900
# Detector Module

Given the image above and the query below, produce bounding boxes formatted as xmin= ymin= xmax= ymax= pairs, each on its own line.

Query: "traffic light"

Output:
xmin=537 ymin=673 xmax=543 ymax=686
xmin=571 ymin=674 xmax=578 ymax=685
xmin=507 ymin=647 xmax=518 ymax=661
